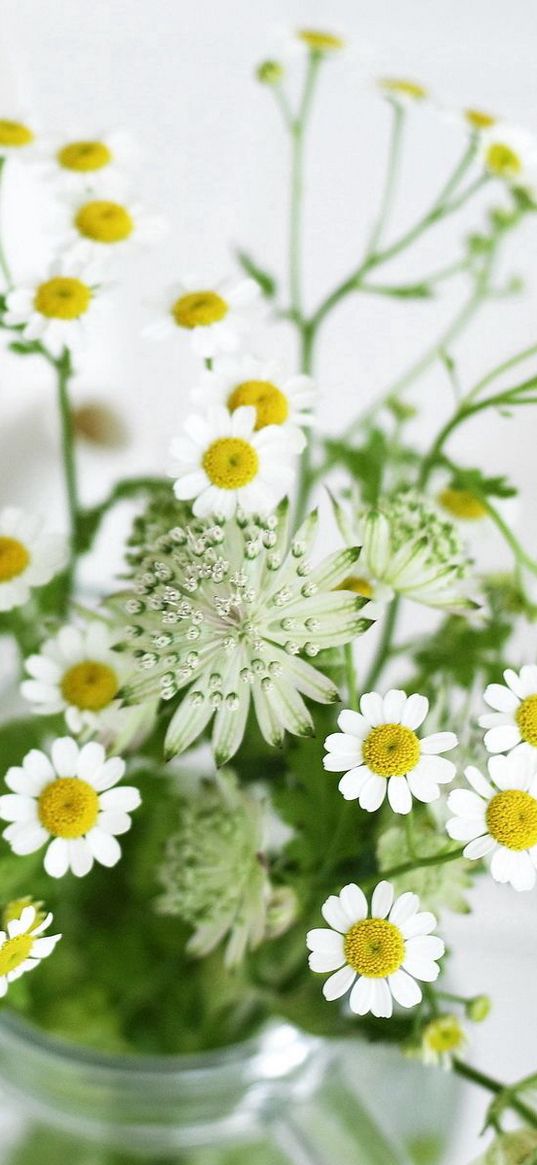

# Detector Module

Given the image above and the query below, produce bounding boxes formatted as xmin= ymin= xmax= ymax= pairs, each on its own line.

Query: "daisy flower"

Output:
xmin=307 ymin=880 xmax=444 ymax=1018
xmin=446 ymin=752 xmax=537 ymax=891
xmin=60 ymin=188 xmax=165 ymax=261
xmin=0 ymin=738 xmax=141 ymax=878
xmin=376 ymin=77 xmax=429 ymax=105
xmin=0 ymin=507 xmax=67 ymax=612
xmin=291 ymin=27 xmax=346 ymax=56
xmin=145 ymin=276 xmax=261 ymax=358
xmin=3 ymin=254 xmax=104 ymax=353
xmin=36 ymin=130 xmax=136 ymax=188
xmin=420 ymin=1014 xmax=468 ymax=1069
xmin=0 ymin=116 xmax=36 ymax=159
xmin=117 ymin=506 xmax=372 ymax=764
xmin=324 ymin=690 xmax=457 ymax=815
xmin=20 ymin=620 xmax=148 ymax=747
xmin=190 ymin=355 xmax=317 ymax=453
xmin=0 ymin=904 xmax=61 ymax=998
xmin=480 ymin=666 xmax=537 ymax=755
xmin=170 ymin=406 xmax=295 ymax=518
xmin=479 ymin=122 xmax=537 ymax=187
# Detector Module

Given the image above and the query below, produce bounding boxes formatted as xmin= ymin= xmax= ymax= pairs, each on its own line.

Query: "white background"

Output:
xmin=2 ymin=2 xmax=537 ymax=1162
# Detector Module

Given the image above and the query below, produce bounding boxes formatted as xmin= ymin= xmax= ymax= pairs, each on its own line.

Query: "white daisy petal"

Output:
xmin=390 ymin=892 xmax=420 ymax=927
xmin=338 ymin=767 xmax=371 ymax=800
xmin=401 ymin=693 xmax=429 ymax=729
xmin=465 ymin=765 xmax=495 ymax=799
xmin=371 ymin=880 xmax=394 ymax=919
xmin=44 ymin=837 xmax=70 ymax=878
xmin=338 ymin=884 xmax=368 ymax=925
xmin=388 ymin=968 xmax=423 ymax=1008
xmin=483 ymin=683 xmax=520 ymax=713
xmin=359 ymin=775 xmax=387 ymax=812
xmin=387 ymin=775 xmax=412 ymax=814
xmin=382 ymin=689 xmax=407 ymax=723
xmin=420 ymin=732 xmax=457 ymax=755
xmin=85 ymin=827 xmax=122 ymax=867
xmin=464 ymin=835 xmax=497 ymax=860
xmin=349 ymin=976 xmax=375 ymax=1016
xmin=360 ymin=692 xmax=384 ymax=725
xmin=484 ymin=724 xmax=522 ymax=754
xmin=322 ymin=965 xmax=356 ymax=1001
xmin=51 ymin=737 xmax=80 ymax=777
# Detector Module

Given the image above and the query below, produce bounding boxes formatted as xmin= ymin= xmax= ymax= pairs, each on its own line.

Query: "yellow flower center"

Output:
xmin=344 ymin=918 xmax=405 ymax=977
xmin=486 ymin=788 xmax=537 ymax=851
xmin=337 ymin=575 xmax=373 ymax=598
xmin=362 ymin=723 xmax=421 ymax=778
xmin=379 ymin=78 xmax=427 ymax=101
xmin=172 ymin=290 xmax=228 ymax=329
xmin=0 ymin=536 xmax=30 ymax=582
xmin=0 ymin=120 xmax=34 ymax=148
xmin=227 ymin=380 xmax=289 ymax=429
xmin=423 ymin=1016 xmax=465 ymax=1054
xmin=202 ymin=437 xmax=259 ymax=490
xmin=515 ymin=695 xmax=537 ymax=748
xmin=297 ymin=29 xmax=344 ymax=52
xmin=464 ymin=108 xmax=496 ymax=131
xmin=38 ymin=777 xmax=99 ymax=839
xmin=34 ymin=277 xmax=92 ymax=321
xmin=438 ymin=487 xmax=488 ymax=522
xmin=60 ymin=660 xmax=119 ymax=711
xmin=0 ymin=934 xmax=33 ymax=977
xmin=486 ymin=142 xmax=522 ymax=177
xmin=75 ymin=200 xmax=133 ymax=243
xmin=57 ymin=140 xmax=112 ymax=172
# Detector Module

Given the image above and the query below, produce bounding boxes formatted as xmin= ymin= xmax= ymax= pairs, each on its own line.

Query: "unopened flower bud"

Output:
xmin=256 ymin=60 xmax=284 ymax=86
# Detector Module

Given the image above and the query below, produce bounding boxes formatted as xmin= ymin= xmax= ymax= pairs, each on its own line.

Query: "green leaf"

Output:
xmin=235 ymin=248 xmax=277 ymax=298
xmin=446 ymin=464 xmax=517 ymax=500
xmin=76 ymin=475 xmax=170 ymax=555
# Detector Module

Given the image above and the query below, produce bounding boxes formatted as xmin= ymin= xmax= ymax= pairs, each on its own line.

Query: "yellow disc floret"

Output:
xmin=75 ymin=200 xmax=133 ymax=243
xmin=344 ymin=917 xmax=405 ymax=977
xmin=516 ymin=695 xmax=537 ymax=748
xmin=486 ymin=788 xmax=537 ymax=851
xmin=38 ymin=777 xmax=99 ymax=839
xmin=60 ymin=660 xmax=119 ymax=711
xmin=362 ymin=723 xmax=421 ymax=778
xmin=34 ymin=277 xmax=92 ymax=321
xmin=465 ymin=108 xmax=496 ymax=131
xmin=172 ymin=291 xmax=228 ymax=330
xmin=0 ymin=934 xmax=33 ymax=977
xmin=202 ymin=437 xmax=259 ymax=490
xmin=438 ymin=487 xmax=488 ymax=522
xmin=297 ymin=29 xmax=344 ymax=53
xmin=0 ymin=537 xmax=30 ymax=582
xmin=423 ymin=1015 xmax=466 ymax=1055
xmin=0 ymin=120 xmax=34 ymax=148
xmin=58 ymin=140 xmax=112 ymax=172
xmin=379 ymin=78 xmax=428 ymax=101
xmin=227 ymin=380 xmax=289 ymax=429
xmin=485 ymin=142 xmax=522 ymax=178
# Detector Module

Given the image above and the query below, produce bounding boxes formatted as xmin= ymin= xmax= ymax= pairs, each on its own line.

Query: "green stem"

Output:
xmin=373 ymin=843 xmax=465 ymax=888
xmin=0 ymin=156 xmax=12 ymax=288
xmin=453 ymin=1060 xmax=537 ymax=1131
xmin=56 ymin=347 xmax=79 ymax=578
xmin=464 ymin=340 xmax=537 ymax=405
xmin=363 ymin=595 xmax=400 ymax=691
xmin=344 ymin=642 xmax=358 ymax=710
xmin=289 ymin=53 xmax=320 ymax=322
xmin=364 ymin=100 xmax=405 ymax=259
xmin=432 ymin=138 xmax=477 ymax=208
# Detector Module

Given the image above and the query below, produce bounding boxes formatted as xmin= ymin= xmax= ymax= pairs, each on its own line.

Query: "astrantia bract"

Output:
xmin=116 ymin=504 xmax=373 ymax=765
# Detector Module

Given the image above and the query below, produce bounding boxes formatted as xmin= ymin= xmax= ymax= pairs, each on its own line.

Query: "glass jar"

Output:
xmin=0 ymin=1012 xmax=457 ymax=1165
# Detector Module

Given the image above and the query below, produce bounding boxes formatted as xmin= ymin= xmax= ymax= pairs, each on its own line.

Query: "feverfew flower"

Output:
xmin=292 ymin=27 xmax=346 ymax=56
xmin=0 ymin=738 xmax=141 ymax=879
xmin=377 ymin=77 xmax=429 ymax=105
xmin=170 ymin=406 xmax=295 ymax=518
xmin=324 ymin=691 xmax=457 ymax=815
xmin=37 ymin=130 xmax=135 ymax=187
xmin=145 ymin=276 xmax=261 ymax=357
xmin=0 ymin=905 xmax=60 ymax=998
xmin=0 ymin=117 xmax=36 ymax=158
xmin=419 ymin=1014 xmax=468 ymax=1069
xmin=118 ymin=506 xmax=371 ymax=764
xmin=190 ymin=355 xmax=317 ymax=453
xmin=471 ymin=1130 xmax=537 ymax=1165
xmin=480 ymin=666 xmax=537 ymax=755
xmin=3 ymin=255 xmax=104 ymax=353
xmin=0 ymin=507 xmax=67 ymax=612
xmin=446 ymin=753 xmax=537 ymax=891
xmin=61 ymin=189 xmax=165 ymax=261
xmin=480 ymin=123 xmax=537 ymax=188
xmin=307 ymin=880 xmax=444 ymax=1018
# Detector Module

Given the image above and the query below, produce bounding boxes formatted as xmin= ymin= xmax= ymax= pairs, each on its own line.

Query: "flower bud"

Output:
xmin=466 ymin=994 xmax=491 ymax=1023
xmin=256 ymin=60 xmax=284 ymax=86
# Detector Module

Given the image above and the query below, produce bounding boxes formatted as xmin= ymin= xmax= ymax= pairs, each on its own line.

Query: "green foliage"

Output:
xmin=76 ymin=476 xmax=169 ymax=556
xmin=235 ymin=248 xmax=277 ymax=298
xmin=444 ymin=463 xmax=517 ymax=500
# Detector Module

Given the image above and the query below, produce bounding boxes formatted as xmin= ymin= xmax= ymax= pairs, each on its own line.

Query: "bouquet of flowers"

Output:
xmin=1 ymin=24 xmax=537 ymax=1163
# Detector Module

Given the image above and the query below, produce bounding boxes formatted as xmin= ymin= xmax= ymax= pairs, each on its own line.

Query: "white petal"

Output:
xmin=323 ymin=751 xmax=362 ymax=773
xmin=97 ymin=810 xmax=132 ymax=836
xmin=401 ymin=956 xmax=441 ymax=982
xmin=465 ymin=765 xmax=495 ymax=799
xmin=21 ymin=750 xmax=55 ymax=788
xmin=447 ymin=789 xmax=487 ymax=818
xmin=483 ymin=683 xmax=520 ymax=713
xmin=464 ymin=835 xmax=496 ymax=860
xmin=484 ymin=724 xmax=521 ymax=754
xmin=68 ymin=839 xmax=94 ymax=877
xmin=85 ymin=827 xmax=122 ymax=867
xmin=76 ymin=741 xmax=106 ymax=780
xmin=382 ymin=690 xmax=407 ymax=723
xmin=338 ymin=767 xmax=370 ymax=800
xmin=400 ymin=693 xmax=429 ymax=730
xmin=337 ymin=709 xmax=369 ymax=737
xmin=321 ymin=897 xmax=352 ymax=933
xmin=349 ymin=976 xmax=375 ymax=1015
xmin=308 ymin=949 xmax=346 ymax=972
xmin=390 ymin=892 xmax=420 ymax=927
xmin=44 ymin=837 xmax=70 ymax=878
xmin=31 ymin=935 xmax=60 ymax=959
xmin=322 ymin=965 xmax=356 ymax=1001
xmin=359 ymin=692 xmax=384 ymax=726
xmin=51 ymin=737 xmax=79 ymax=777
xmin=420 ymin=732 xmax=457 ymax=755
xmin=388 ymin=969 xmax=422 ymax=1007
xmin=88 ymin=757 xmax=125 ymax=791
xmin=359 ymin=775 xmax=387 ymax=812
xmin=446 ymin=817 xmax=485 ymax=842
xmin=338 ymin=883 xmax=368 ymax=925
xmin=405 ymin=935 xmax=445 ymax=962
xmin=401 ymin=911 xmax=437 ymax=938
xmin=9 ymin=823 xmax=48 ymax=855
xmin=371 ymin=880 xmax=394 ymax=919
xmin=406 ymin=770 xmax=441 ymax=803
xmin=387 ymin=776 xmax=412 ymax=814
xmin=99 ymin=786 xmax=141 ymax=813
xmin=371 ymin=979 xmax=393 ymax=1018
xmin=0 ymin=794 xmax=37 ymax=822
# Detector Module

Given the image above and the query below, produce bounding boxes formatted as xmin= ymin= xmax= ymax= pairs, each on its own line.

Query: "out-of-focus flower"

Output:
xmin=0 ymin=905 xmax=60 ymax=998
xmin=190 ymin=356 xmax=317 ymax=453
xmin=71 ymin=400 xmax=128 ymax=448
xmin=36 ymin=130 xmax=136 ymax=187
xmin=61 ymin=189 xmax=165 ymax=260
xmin=0 ymin=507 xmax=67 ymax=612
xmin=145 ymin=276 xmax=261 ymax=358
xmin=377 ymin=77 xmax=429 ymax=104
xmin=480 ymin=123 xmax=537 ymax=188
xmin=470 ymin=1130 xmax=537 ymax=1165
xmin=480 ymin=665 xmax=537 ymax=756
xmin=3 ymin=255 xmax=104 ymax=353
xmin=0 ymin=117 xmax=36 ymax=158
xmin=420 ymin=1014 xmax=468 ymax=1068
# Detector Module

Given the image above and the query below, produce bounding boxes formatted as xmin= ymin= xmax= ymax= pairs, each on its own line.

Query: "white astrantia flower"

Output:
xmin=0 ymin=116 xmax=37 ymax=159
xmin=117 ymin=505 xmax=373 ymax=765
xmin=190 ymin=355 xmax=317 ymax=453
xmin=35 ymin=130 xmax=136 ymax=188
xmin=0 ymin=507 xmax=67 ymax=613
xmin=144 ymin=276 xmax=261 ymax=358
xmin=59 ymin=187 xmax=165 ymax=262
xmin=170 ymin=406 xmax=296 ymax=519
xmin=333 ymin=489 xmax=480 ymax=614
xmin=3 ymin=254 xmax=104 ymax=354
xmin=479 ymin=666 xmax=537 ymax=756
xmin=324 ymin=690 xmax=457 ymax=815
xmin=0 ymin=904 xmax=61 ymax=998
xmin=446 ymin=752 xmax=537 ymax=892
xmin=479 ymin=122 xmax=537 ymax=188
xmin=20 ymin=620 xmax=155 ymax=750
xmin=0 ymin=738 xmax=141 ymax=879
xmin=307 ymin=880 xmax=445 ymax=1018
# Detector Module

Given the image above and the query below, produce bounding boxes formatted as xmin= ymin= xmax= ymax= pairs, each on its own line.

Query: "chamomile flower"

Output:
xmin=118 ymin=507 xmax=372 ymax=764
xmin=420 ymin=1014 xmax=468 ymax=1069
xmin=292 ymin=27 xmax=346 ymax=56
xmin=0 ymin=507 xmax=67 ymax=613
xmin=480 ymin=666 xmax=537 ymax=756
xmin=61 ymin=189 xmax=165 ymax=261
xmin=0 ymin=738 xmax=141 ymax=879
xmin=190 ymin=356 xmax=317 ymax=453
xmin=170 ymin=406 xmax=295 ymax=518
xmin=20 ymin=621 xmax=147 ymax=746
xmin=3 ymin=255 xmax=103 ymax=353
xmin=324 ymin=690 xmax=457 ymax=815
xmin=479 ymin=123 xmax=537 ymax=188
xmin=0 ymin=116 xmax=36 ymax=158
xmin=436 ymin=486 xmax=490 ymax=525
xmin=37 ymin=130 xmax=136 ymax=188
xmin=377 ymin=77 xmax=429 ymax=105
xmin=0 ymin=905 xmax=60 ymax=998
xmin=145 ymin=276 xmax=261 ymax=358
xmin=307 ymin=880 xmax=444 ymax=1018
xmin=446 ymin=752 xmax=537 ymax=891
